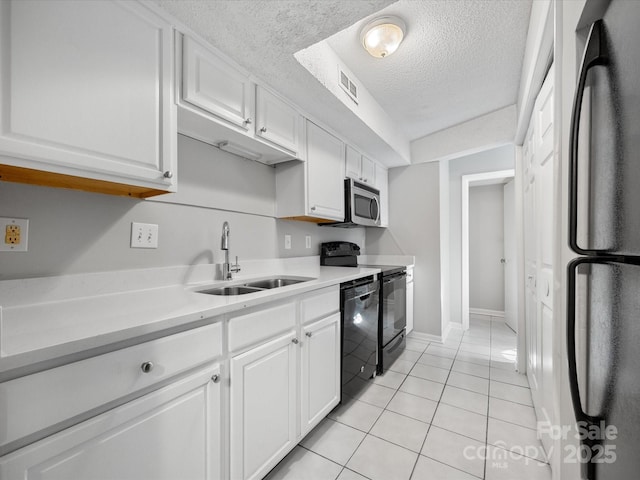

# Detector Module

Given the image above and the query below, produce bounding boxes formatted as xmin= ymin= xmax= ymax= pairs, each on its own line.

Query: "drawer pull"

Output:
xmin=211 ymin=374 xmax=220 ymax=383
xmin=305 ymin=332 xmax=313 ymax=337
xmin=140 ymin=361 xmax=154 ymax=373
xmin=292 ymin=338 xmax=299 ymax=344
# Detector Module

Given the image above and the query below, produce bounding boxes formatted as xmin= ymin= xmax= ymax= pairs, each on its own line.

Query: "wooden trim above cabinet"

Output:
xmin=280 ymin=215 xmax=337 ymax=224
xmin=0 ymin=165 xmax=169 ymax=198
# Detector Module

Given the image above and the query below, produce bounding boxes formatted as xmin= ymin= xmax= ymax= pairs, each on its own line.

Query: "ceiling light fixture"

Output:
xmin=360 ymin=16 xmax=406 ymax=59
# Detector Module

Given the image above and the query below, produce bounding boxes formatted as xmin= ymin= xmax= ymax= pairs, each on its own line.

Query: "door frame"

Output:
xmin=461 ymin=169 xmax=515 ymax=332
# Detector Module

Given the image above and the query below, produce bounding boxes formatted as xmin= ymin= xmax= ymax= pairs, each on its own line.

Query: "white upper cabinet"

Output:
xmin=0 ymin=0 xmax=176 ymax=197
xmin=255 ymin=86 xmax=302 ymax=156
xmin=177 ymin=33 xmax=298 ymax=165
xmin=345 ymin=145 xmax=375 ymax=185
xmin=182 ymin=35 xmax=254 ymax=131
xmin=275 ymin=121 xmax=344 ymax=222
xmin=306 ymin=122 xmax=345 ymax=221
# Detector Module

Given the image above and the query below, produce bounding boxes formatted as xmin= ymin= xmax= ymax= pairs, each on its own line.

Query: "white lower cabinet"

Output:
xmin=0 ymin=363 xmax=222 ymax=480
xmin=301 ymin=312 xmax=341 ymax=436
xmin=406 ymin=269 xmax=415 ymax=334
xmin=230 ymin=330 xmax=297 ymax=480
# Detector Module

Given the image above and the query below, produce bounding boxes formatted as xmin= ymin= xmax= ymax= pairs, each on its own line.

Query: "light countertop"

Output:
xmin=0 ymin=257 xmax=379 ymax=377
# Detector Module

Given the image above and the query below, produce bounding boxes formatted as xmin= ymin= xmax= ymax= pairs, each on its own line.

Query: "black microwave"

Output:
xmin=324 ymin=178 xmax=381 ymax=228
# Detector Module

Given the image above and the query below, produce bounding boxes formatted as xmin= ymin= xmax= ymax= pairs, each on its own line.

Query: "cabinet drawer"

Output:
xmin=228 ymin=301 xmax=296 ymax=352
xmin=0 ymin=322 xmax=222 ymax=451
xmin=300 ymin=286 xmax=339 ymax=324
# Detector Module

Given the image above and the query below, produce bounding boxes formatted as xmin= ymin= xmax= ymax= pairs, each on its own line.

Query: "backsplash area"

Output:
xmin=0 ymin=135 xmax=364 ymax=280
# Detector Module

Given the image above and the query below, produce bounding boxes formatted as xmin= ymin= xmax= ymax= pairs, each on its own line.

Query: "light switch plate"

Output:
xmin=284 ymin=234 xmax=292 ymax=250
xmin=131 ymin=222 xmax=159 ymax=249
xmin=305 ymin=235 xmax=311 ymax=249
xmin=0 ymin=217 xmax=29 ymax=252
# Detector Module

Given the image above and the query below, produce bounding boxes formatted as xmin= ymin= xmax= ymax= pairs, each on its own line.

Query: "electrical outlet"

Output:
xmin=131 ymin=222 xmax=159 ymax=249
xmin=305 ymin=235 xmax=311 ymax=249
xmin=0 ymin=217 xmax=29 ymax=252
xmin=284 ymin=234 xmax=292 ymax=250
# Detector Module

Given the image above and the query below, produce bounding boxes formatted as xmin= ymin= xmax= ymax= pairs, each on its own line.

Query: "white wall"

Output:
xmin=448 ymin=145 xmax=515 ymax=324
xmin=0 ymin=135 xmax=363 ymax=280
xmin=410 ymin=105 xmax=516 ymax=165
xmin=365 ymin=161 xmax=442 ymax=337
xmin=468 ymin=184 xmax=505 ymax=311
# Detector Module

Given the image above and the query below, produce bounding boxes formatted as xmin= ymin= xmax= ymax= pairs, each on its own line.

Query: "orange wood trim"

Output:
xmin=280 ymin=215 xmax=337 ymax=224
xmin=0 ymin=164 xmax=169 ymax=198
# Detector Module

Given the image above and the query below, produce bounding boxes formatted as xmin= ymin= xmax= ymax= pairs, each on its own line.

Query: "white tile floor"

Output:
xmin=265 ymin=316 xmax=552 ymax=480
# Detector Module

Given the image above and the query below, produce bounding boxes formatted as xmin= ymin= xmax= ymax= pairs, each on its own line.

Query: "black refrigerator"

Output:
xmin=567 ymin=1 xmax=640 ymax=479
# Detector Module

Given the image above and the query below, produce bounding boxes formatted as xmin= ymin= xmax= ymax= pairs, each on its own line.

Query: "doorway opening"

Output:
xmin=461 ymin=170 xmax=515 ymax=337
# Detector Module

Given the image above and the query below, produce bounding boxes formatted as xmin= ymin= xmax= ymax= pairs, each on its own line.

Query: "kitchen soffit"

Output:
xmin=154 ymin=0 xmax=532 ymax=165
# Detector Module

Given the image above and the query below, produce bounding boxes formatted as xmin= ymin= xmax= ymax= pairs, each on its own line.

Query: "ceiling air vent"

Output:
xmin=338 ymin=67 xmax=358 ymax=105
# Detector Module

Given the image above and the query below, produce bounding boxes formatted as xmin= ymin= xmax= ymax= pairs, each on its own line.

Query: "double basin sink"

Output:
xmin=197 ymin=276 xmax=314 ymax=296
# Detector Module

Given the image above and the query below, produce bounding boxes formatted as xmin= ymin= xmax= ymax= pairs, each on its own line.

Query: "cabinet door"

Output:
xmin=345 ymin=145 xmax=361 ymax=180
xmin=230 ymin=331 xmax=297 ymax=480
xmin=306 ymin=122 xmax=345 ymax=221
xmin=360 ymin=155 xmax=376 ymax=185
xmin=375 ymin=163 xmax=389 ymax=227
xmin=0 ymin=0 xmax=175 ymax=193
xmin=255 ymin=87 xmax=300 ymax=154
xmin=301 ymin=313 xmax=341 ymax=437
xmin=183 ymin=35 xmax=254 ymax=131
xmin=0 ymin=364 xmax=222 ymax=480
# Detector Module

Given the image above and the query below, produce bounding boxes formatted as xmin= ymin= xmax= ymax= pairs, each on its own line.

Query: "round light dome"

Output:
xmin=360 ymin=16 xmax=406 ymax=58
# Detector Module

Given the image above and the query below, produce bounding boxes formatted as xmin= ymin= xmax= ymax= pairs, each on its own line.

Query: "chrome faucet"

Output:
xmin=221 ymin=221 xmax=241 ymax=280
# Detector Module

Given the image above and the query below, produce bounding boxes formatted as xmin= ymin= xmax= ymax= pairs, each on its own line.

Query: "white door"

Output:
xmin=0 ymin=364 xmax=222 ymax=480
xmin=306 ymin=121 xmax=345 ymax=221
xmin=523 ymin=67 xmax=555 ymax=457
xmin=230 ymin=331 xmax=297 ymax=480
xmin=300 ymin=313 xmax=341 ymax=437
xmin=503 ymin=180 xmax=517 ymax=332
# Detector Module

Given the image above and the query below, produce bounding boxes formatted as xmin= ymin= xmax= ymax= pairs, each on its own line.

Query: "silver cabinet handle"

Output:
xmin=244 ymin=118 xmax=252 ymax=125
xmin=163 ymin=171 xmax=173 ymax=179
xmin=305 ymin=332 xmax=312 ymax=337
xmin=310 ymin=206 xmax=316 ymax=211
xmin=260 ymin=127 xmax=267 ymax=133
xmin=211 ymin=374 xmax=220 ymax=383
xmin=140 ymin=361 xmax=154 ymax=373
xmin=292 ymin=338 xmax=299 ymax=344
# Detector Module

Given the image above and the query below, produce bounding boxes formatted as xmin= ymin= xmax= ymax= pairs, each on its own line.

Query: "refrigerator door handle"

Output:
xmin=567 ymin=257 xmax=607 ymax=427
xmin=569 ymin=20 xmax=608 ymax=255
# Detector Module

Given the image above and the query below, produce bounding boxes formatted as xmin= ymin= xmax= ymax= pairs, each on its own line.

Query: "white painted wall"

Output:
xmin=448 ymin=145 xmax=515 ymax=325
xmin=468 ymin=184 xmax=505 ymax=312
xmin=294 ymin=41 xmax=410 ymax=166
xmin=410 ymin=105 xmax=516 ymax=165
xmin=365 ymin=162 xmax=442 ymax=337
xmin=0 ymin=135 xmax=363 ymax=280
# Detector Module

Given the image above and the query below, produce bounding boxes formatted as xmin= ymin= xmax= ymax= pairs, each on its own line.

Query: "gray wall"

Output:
xmin=366 ymin=162 xmax=442 ymax=337
xmin=0 ymin=135 xmax=363 ymax=280
xmin=448 ymin=145 xmax=515 ymax=324
xmin=469 ymin=184 xmax=505 ymax=311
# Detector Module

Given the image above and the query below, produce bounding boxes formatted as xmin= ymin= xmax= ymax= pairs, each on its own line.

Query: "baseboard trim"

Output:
xmin=470 ymin=308 xmax=505 ymax=318
xmin=408 ymin=331 xmax=443 ymax=343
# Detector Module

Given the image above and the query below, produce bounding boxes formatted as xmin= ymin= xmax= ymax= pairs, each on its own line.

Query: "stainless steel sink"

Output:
xmin=197 ymin=286 xmax=264 ymax=296
xmin=195 ymin=276 xmax=315 ymax=296
xmin=244 ymin=278 xmax=307 ymax=289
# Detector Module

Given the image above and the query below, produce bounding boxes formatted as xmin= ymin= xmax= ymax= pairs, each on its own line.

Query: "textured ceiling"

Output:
xmin=327 ymin=0 xmax=532 ymax=140
xmin=153 ymin=0 xmax=531 ymax=164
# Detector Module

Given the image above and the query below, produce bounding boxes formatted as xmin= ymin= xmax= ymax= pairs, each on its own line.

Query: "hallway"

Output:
xmin=266 ymin=317 xmax=552 ymax=480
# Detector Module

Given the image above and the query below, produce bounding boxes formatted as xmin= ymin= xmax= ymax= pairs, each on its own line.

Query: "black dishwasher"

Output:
xmin=359 ymin=265 xmax=407 ymax=374
xmin=340 ymin=275 xmax=379 ymax=401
